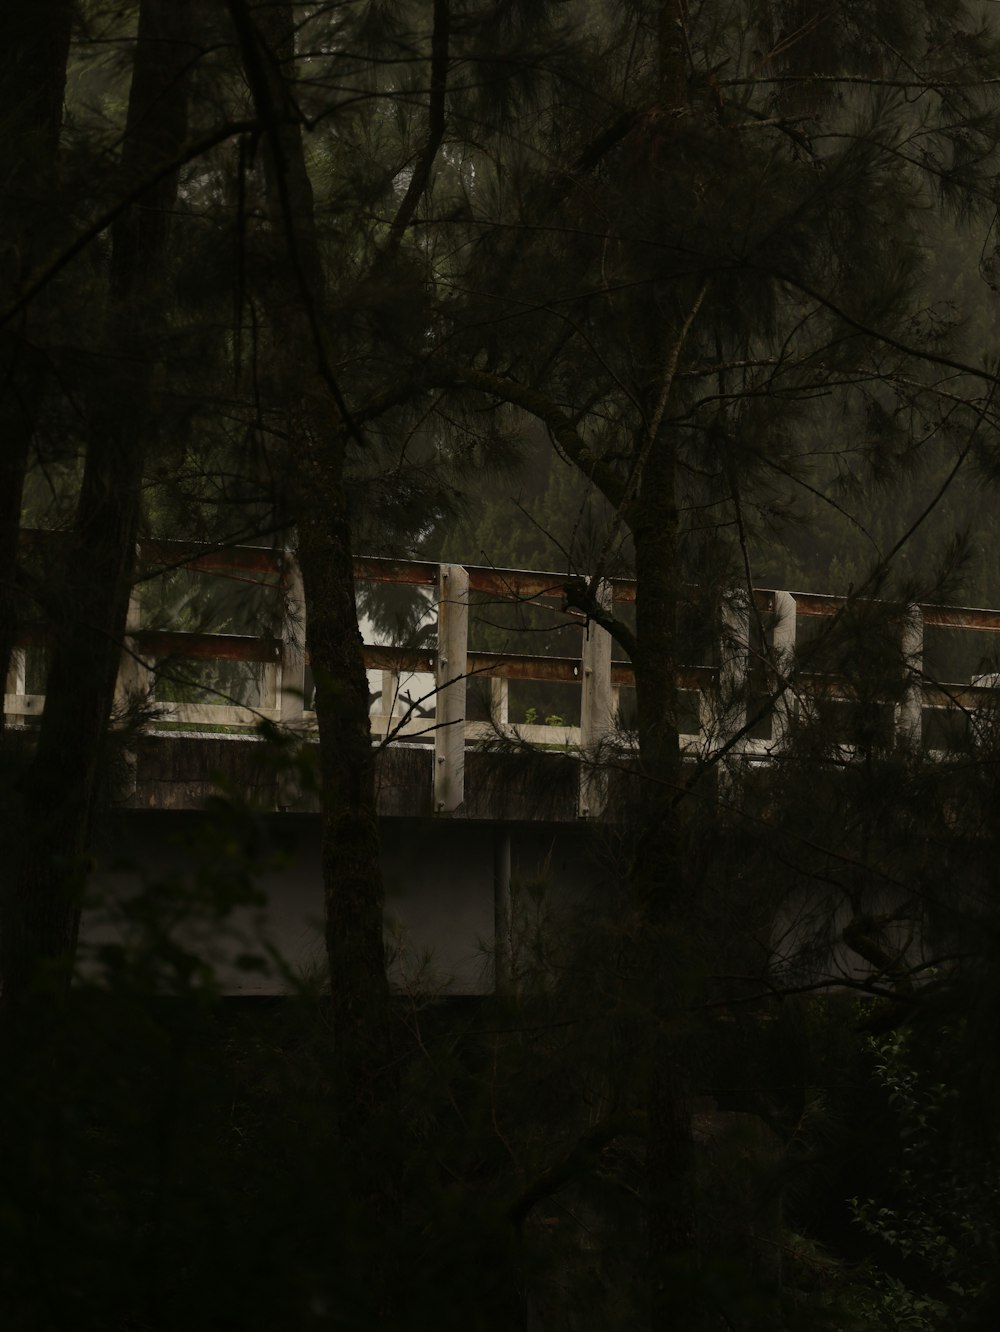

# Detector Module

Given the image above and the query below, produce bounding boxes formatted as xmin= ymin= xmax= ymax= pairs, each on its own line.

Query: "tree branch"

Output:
xmin=759 ymin=263 xmax=1000 ymax=391
xmin=426 ymin=362 xmax=628 ymax=508
xmin=506 ymin=1115 xmax=641 ymax=1229
xmin=1 ymin=118 xmax=259 ymax=329
xmin=380 ymin=0 xmax=450 ymax=261
xmin=224 ymin=0 xmax=366 ymax=453
xmin=720 ymin=73 xmax=1000 ymax=90
xmin=589 ymin=277 xmax=708 ymax=584
xmin=562 ymin=577 xmax=638 ymax=660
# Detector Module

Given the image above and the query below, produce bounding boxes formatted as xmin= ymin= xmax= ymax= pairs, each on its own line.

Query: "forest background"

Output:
xmin=4 ymin=1 xmax=1000 ymax=1329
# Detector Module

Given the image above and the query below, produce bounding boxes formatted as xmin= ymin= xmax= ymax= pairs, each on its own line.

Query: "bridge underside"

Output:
xmin=84 ymin=734 xmax=609 ymax=996
xmin=78 ymin=732 xmax=940 ymax=998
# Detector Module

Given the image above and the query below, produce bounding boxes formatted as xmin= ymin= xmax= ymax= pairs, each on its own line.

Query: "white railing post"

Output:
xmin=897 ymin=605 xmax=923 ymax=747
xmin=770 ymin=590 xmax=797 ymax=748
xmin=369 ymin=668 xmax=401 ymax=739
xmin=115 ymin=552 xmax=151 ymax=717
xmin=709 ymin=588 xmax=750 ymax=768
xmin=435 ymin=563 xmax=469 ymax=813
xmin=490 ymin=676 xmax=509 ymax=727
xmin=4 ymin=647 xmax=26 ymax=722
xmin=579 ymin=580 xmax=613 ymax=818
xmin=380 ymin=670 xmax=400 ymax=717
xmin=274 ymin=551 xmax=308 ymax=810
xmin=279 ymin=550 xmax=306 ymax=725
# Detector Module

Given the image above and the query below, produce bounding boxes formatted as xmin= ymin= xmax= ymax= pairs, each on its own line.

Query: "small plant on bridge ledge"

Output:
xmin=521 ymin=707 xmax=565 ymax=726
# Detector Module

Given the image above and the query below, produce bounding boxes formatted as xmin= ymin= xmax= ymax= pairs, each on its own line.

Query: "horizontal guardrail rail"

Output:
xmin=7 ymin=533 xmax=1000 ymax=814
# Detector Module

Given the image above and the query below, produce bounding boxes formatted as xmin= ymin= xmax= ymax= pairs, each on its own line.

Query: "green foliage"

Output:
xmin=846 ymin=1030 xmax=999 ymax=1330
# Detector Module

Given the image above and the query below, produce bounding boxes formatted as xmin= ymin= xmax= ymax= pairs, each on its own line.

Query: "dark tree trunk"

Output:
xmin=296 ymin=472 xmax=394 ymax=1108
xmin=631 ymin=23 xmax=711 ymax=1322
xmin=658 ymin=0 xmax=689 ymax=112
xmin=630 ymin=428 xmax=708 ymax=1331
xmin=1 ymin=0 xmax=193 ymax=1004
xmin=227 ymin=7 xmax=399 ymax=1316
xmin=226 ymin=0 xmax=394 ymax=1106
xmin=0 ymin=0 xmax=73 ymax=728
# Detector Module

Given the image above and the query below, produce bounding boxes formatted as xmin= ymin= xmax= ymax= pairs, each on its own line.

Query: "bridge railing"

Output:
xmin=7 ymin=535 xmax=1000 ymax=814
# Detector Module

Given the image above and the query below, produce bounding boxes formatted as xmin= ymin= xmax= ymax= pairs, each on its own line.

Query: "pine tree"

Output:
xmin=401 ymin=1 xmax=1000 ymax=1322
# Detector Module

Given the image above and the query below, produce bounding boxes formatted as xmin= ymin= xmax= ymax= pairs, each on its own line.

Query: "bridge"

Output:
xmin=6 ymin=539 xmax=999 ymax=992
xmin=7 ymin=537 xmax=999 ymax=810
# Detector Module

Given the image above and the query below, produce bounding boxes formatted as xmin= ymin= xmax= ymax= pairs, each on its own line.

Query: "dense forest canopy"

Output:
xmin=4 ymin=2 xmax=1000 ymax=1329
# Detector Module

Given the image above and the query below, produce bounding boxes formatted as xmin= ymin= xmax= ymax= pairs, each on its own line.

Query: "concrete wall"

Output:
xmin=84 ymin=810 xmax=610 ymax=996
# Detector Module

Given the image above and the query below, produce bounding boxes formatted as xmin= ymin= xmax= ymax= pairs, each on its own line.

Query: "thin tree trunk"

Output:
xmin=296 ymin=472 xmax=394 ymax=1109
xmin=227 ymin=7 xmax=399 ymax=1315
xmin=658 ymin=1 xmax=689 ymax=112
xmin=635 ymin=19 xmax=709 ymax=1322
xmin=1 ymin=0 xmax=193 ymax=1004
xmin=225 ymin=0 xmax=394 ymax=1110
xmin=630 ymin=425 xmax=708 ymax=1331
